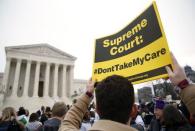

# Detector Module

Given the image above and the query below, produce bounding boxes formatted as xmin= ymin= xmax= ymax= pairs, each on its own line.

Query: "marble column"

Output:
xmin=61 ymin=65 xmax=67 ymax=98
xmin=2 ymin=57 xmax=11 ymax=93
xmin=23 ymin=60 xmax=31 ymax=97
xmin=68 ymin=65 xmax=74 ymax=97
xmin=33 ymin=61 xmax=41 ymax=97
xmin=12 ymin=59 xmax=22 ymax=97
xmin=53 ymin=64 xmax=59 ymax=97
xmin=44 ymin=62 xmax=50 ymax=97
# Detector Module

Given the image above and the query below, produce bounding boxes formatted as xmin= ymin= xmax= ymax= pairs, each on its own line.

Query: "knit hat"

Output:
xmin=155 ymin=100 xmax=166 ymax=109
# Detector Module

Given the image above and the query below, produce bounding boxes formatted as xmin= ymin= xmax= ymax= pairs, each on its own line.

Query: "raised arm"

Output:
xmin=166 ymin=53 xmax=195 ymax=116
xmin=59 ymin=79 xmax=95 ymax=131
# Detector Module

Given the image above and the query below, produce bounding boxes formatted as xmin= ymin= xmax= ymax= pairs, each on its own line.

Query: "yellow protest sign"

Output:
xmin=92 ymin=1 xmax=173 ymax=84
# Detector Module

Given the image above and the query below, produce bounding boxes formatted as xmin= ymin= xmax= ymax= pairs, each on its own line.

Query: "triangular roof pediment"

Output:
xmin=5 ymin=43 xmax=76 ymax=61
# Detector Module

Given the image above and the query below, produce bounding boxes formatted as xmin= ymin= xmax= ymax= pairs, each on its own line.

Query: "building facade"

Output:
xmin=0 ymin=44 xmax=87 ymax=112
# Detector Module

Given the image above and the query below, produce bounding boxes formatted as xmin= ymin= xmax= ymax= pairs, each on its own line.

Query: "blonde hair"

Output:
xmin=1 ymin=107 xmax=16 ymax=121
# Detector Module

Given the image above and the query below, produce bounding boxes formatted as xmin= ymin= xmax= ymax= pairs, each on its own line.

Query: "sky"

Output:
xmin=0 ymin=0 xmax=195 ymax=82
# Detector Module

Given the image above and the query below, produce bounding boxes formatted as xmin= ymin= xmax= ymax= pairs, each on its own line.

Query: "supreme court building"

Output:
xmin=0 ymin=44 xmax=87 ymax=112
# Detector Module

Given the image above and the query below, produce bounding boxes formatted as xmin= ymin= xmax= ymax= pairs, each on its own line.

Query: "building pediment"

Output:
xmin=5 ymin=43 xmax=76 ymax=61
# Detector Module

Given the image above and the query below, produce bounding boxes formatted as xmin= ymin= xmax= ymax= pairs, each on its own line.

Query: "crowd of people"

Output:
xmin=0 ymin=99 xmax=99 ymax=131
xmin=0 ymin=54 xmax=195 ymax=131
xmin=0 ymin=102 xmax=67 ymax=130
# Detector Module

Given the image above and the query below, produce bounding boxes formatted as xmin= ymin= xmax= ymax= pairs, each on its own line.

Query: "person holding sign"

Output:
xmin=59 ymin=53 xmax=195 ymax=131
xmin=59 ymin=76 xmax=137 ymax=131
xmin=166 ymin=54 xmax=195 ymax=117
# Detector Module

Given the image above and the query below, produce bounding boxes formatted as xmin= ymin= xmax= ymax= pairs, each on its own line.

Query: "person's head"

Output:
xmin=25 ymin=109 xmax=29 ymax=117
xmin=36 ymin=110 xmax=41 ymax=117
xmin=95 ymin=75 xmax=135 ymax=124
xmin=1 ymin=107 xmax=16 ymax=121
xmin=163 ymin=105 xmax=189 ymax=128
xmin=18 ymin=107 xmax=26 ymax=116
xmin=66 ymin=105 xmax=70 ymax=110
xmin=45 ymin=106 xmax=51 ymax=113
xmin=72 ymin=99 xmax=77 ymax=104
xmin=29 ymin=113 xmax=39 ymax=122
xmin=154 ymin=99 xmax=165 ymax=120
xmin=41 ymin=106 xmax=45 ymax=112
xmin=52 ymin=102 xmax=67 ymax=119
xmin=45 ymin=106 xmax=51 ymax=118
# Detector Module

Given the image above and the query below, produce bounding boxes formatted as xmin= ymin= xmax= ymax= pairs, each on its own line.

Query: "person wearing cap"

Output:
xmin=154 ymin=100 xmax=166 ymax=120
xmin=148 ymin=99 xmax=166 ymax=131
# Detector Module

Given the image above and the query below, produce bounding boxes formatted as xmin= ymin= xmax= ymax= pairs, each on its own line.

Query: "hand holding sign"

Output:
xmin=86 ymin=78 xmax=95 ymax=94
xmin=165 ymin=53 xmax=187 ymax=86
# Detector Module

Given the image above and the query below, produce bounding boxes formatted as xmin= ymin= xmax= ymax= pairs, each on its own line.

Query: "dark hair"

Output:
xmin=29 ymin=113 xmax=39 ymax=122
xmin=66 ymin=105 xmax=70 ymax=110
xmin=18 ymin=107 xmax=26 ymax=116
xmin=52 ymin=102 xmax=67 ymax=117
xmin=41 ymin=106 xmax=45 ymax=112
xmin=72 ymin=99 xmax=77 ymax=104
xmin=163 ymin=105 xmax=191 ymax=129
xmin=95 ymin=75 xmax=134 ymax=124
xmin=36 ymin=110 xmax=41 ymax=117
xmin=45 ymin=106 xmax=51 ymax=112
